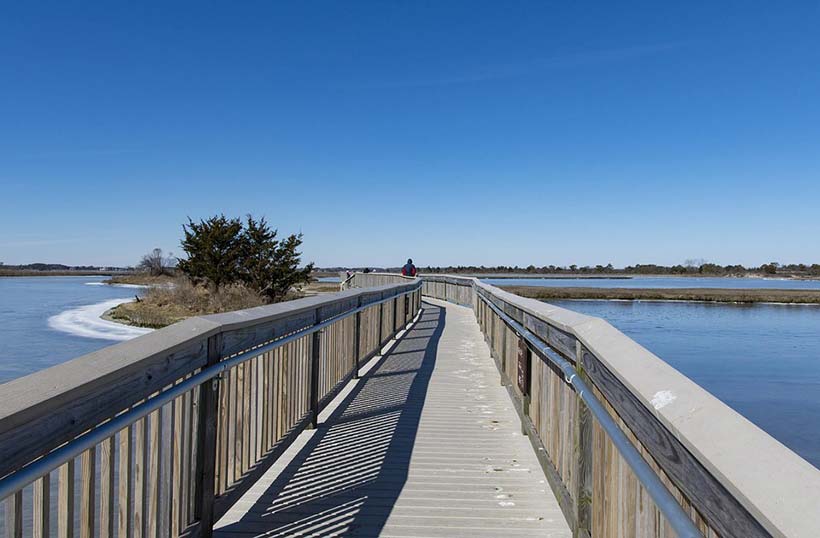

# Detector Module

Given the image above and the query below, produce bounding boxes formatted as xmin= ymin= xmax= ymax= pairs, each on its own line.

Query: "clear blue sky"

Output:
xmin=2 ymin=2 xmax=819 ymax=268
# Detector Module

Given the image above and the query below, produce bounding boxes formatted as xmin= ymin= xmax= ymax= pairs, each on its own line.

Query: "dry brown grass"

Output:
xmin=105 ymin=273 xmax=176 ymax=286
xmin=110 ymin=278 xmax=266 ymax=328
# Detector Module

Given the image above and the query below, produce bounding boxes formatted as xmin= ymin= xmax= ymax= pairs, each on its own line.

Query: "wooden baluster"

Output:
xmin=33 ymin=475 xmax=51 ymax=538
xmin=159 ymin=404 xmax=171 ymax=538
xmin=194 ymin=334 xmax=222 ymax=538
xmin=262 ymin=353 xmax=269 ymax=454
xmin=250 ymin=357 xmax=257 ymax=463
xmin=378 ymin=299 xmax=384 ymax=348
xmin=80 ymin=447 xmax=97 ymax=538
xmin=188 ymin=385 xmax=200 ymax=523
xmin=353 ymin=297 xmax=362 ymax=379
xmin=134 ymin=417 xmax=146 ymax=538
xmin=100 ymin=437 xmax=115 ymax=538
xmin=171 ymin=395 xmax=183 ymax=538
xmin=234 ymin=364 xmax=243 ymax=481
xmin=225 ymin=368 xmax=235 ymax=488
xmin=118 ymin=426 xmax=133 ymax=538
xmin=275 ymin=346 xmax=284 ymax=441
xmin=575 ymin=341 xmax=594 ymax=538
xmin=4 ymin=490 xmax=22 ymax=538
xmin=243 ymin=361 xmax=251 ymax=474
xmin=216 ymin=371 xmax=227 ymax=496
xmin=58 ymin=459 xmax=75 ymax=538
xmin=147 ymin=410 xmax=159 ymax=538
xmin=257 ymin=354 xmax=265 ymax=456
xmin=309 ymin=309 xmax=322 ymax=429
xmin=179 ymin=391 xmax=191 ymax=529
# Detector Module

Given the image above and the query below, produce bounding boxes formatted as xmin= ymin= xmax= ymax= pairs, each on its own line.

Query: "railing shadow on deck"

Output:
xmin=214 ymin=302 xmax=445 ymax=538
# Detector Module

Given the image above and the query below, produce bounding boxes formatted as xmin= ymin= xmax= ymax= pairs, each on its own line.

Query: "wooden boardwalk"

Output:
xmin=214 ymin=298 xmax=571 ymax=538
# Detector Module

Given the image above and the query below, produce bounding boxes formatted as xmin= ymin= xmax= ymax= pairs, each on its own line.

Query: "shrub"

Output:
xmin=176 ymin=214 xmax=313 ymax=302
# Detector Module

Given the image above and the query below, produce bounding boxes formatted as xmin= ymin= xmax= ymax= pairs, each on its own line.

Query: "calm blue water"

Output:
xmin=550 ymin=299 xmax=820 ymax=468
xmin=0 ymin=276 xmax=149 ymax=383
xmin=483 ymin=276 xmax=820 ymax=290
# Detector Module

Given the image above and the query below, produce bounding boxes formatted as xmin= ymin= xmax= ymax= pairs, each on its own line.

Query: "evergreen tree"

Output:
xmin=266 ymin=231 xmax=314 ymax=301
xmin=239 ymin=215 xmax=278 ymax=296
xmin=177 ymin=215 xmax=244 ymax=289
xmin=177 ymin=214 xmax=313 ymax=302
xmin=239 ymin=216 xmax=314 ymax=301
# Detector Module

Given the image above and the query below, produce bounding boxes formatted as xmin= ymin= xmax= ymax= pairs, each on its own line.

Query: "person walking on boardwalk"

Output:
xmin=401 ymin=258 xmax=417 ymax=277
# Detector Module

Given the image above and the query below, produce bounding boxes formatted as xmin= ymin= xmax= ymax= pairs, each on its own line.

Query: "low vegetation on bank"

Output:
xmin=502 ymin=286 xmax=820 ymax=304
xmin=106 ymin=273 xmax=176 ymax=286
xmin=109 ymin=214 xmax=316 ymax=328
xmin=109 ymin=277 xmax=268 ymax=328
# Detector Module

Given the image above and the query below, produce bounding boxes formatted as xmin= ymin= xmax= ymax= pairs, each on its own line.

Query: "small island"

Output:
xmin=103 ymin=215 xmax=335 ymax=329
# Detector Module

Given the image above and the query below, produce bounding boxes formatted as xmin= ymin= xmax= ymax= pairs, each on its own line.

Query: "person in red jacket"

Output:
xmin=401 ymin=258 xmax=417 ymax=277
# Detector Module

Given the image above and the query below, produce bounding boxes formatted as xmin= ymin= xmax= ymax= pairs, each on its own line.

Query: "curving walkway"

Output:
xmin=214 ymin=298 xmax=571 ymax=537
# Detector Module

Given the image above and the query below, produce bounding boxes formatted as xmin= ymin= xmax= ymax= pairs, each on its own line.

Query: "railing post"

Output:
xmin=195 ymin=333 xmax=222 ymax=538
xmin=490 ymin=305 xmax=496 ymax=348
xmin=392 ymin=296 xmax=398 ymax=336
xmin=500 ymin=317 xmax=507 ymax=382
xmin=309 ymin=308 xmax=321 ymax=429
xmin=353 ymin=297 xmax=362 ymax=379
xmin=517 ymin=335 xmax=531 ymax=434
xmin=377 ymin=297 xmax=384 ymax=347
xmin=5 ymin=490 xmax=22 ymax=538
xmin=574 ymin=341 xmax=593 ymax=538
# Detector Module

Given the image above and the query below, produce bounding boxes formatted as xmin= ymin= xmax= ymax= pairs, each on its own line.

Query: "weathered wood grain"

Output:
xmin=134 ymin=417 xmax=146 ymax=538
xmin=0 ymin=332 xmax=209 ymax=479
xmin=146 ymin=410 xmax=160 ymax=538
xmin=574 ymin=342 xmax=593 ymax=538
xmin=194 ymin=334 xmax=222 ymax=538
xmin=118 ymin=426 xmax=133 ymax=538
xmin=33 ymin=474 xmax=50 ymax=538
xmin=79 ymin=447 xmax=96 ymax=538
xmin=0 ymin=282 xmax=422 ymax=538
xmin=58 ymin=460 xmax=75 ymax=538
xmin=0 ymin=283 xmax=419 ymax=482
xmin=580 ymin=347 xmax=770 ymax=538
xmin=100 ymin=436 xmax=115 ymax=538
xmin=213 ymin=299 xmax=570 ymax=538
xmin=432 ymin=276 xmax=808 ymax=537
xmin=4 ymin=490 xmax=22 ymax=538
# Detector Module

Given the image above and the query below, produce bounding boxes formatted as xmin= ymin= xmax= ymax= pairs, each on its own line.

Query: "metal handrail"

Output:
xmin=477 ymin=291 xmax=702 ymax=538
xmin=0 ymin=283 xmax=421 ymax=500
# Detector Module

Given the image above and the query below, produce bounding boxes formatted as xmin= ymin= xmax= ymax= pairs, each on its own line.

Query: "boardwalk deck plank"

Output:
xmin=214 ymin=299 xmax=570 ymax=538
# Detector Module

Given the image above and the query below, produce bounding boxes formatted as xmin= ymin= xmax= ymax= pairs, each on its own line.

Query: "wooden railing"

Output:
xmin=420 ymin=274 xmax=820 ymax=538
xmin=0 ymin=281 xmax=422 ymax=538
xmin=340 ymin=272 xmax=415 ymax=290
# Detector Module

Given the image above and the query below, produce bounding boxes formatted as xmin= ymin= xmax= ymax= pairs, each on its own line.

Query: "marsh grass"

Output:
xmin=110 ymin=277 xmax=266 ymax=328
xmin=501 ymin=286 xmax=820 ymax=304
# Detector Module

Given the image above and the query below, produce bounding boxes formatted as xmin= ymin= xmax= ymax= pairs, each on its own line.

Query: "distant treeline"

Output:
xmin=0 ymin=263 xmax=131 ymax=272
xmin=419 ymin=262 xmax=820 ymax=277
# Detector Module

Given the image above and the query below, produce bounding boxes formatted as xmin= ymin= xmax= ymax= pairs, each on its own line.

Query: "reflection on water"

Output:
xmin=550 ymin=299 xmax=820 ymax=469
